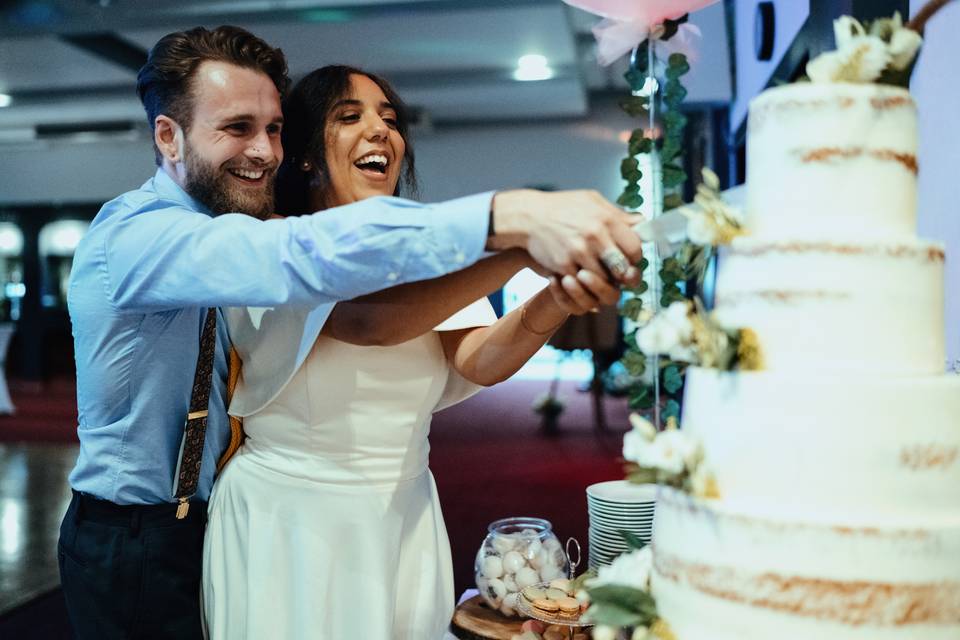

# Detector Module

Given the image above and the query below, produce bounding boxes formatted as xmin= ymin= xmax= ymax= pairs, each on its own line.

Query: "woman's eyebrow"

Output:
xmin=332 ymin=99 xmax=397 ymax=111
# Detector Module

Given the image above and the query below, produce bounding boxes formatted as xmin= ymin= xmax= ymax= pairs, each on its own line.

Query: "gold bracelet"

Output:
xmin=520 ymin=303 xmax=569 ymax=335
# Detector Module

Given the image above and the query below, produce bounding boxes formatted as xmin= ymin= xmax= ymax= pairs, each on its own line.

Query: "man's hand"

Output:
xmin=486 ymin=189 xmax=644 ymax=286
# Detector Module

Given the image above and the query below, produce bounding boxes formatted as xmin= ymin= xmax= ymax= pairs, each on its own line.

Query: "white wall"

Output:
xmin=911 ymin=0 xmax=960 ymax=365
xmin=0 ymin=99 xmax=636 ymax=207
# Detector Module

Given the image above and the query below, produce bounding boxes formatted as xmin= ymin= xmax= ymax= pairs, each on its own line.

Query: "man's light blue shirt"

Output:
xmin=68 ymin=168 xmax=492 ymax=504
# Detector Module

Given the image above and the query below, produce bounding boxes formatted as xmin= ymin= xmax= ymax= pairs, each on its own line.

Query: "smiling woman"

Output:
xmin=275 ymin=65 xmax=418 ymax=215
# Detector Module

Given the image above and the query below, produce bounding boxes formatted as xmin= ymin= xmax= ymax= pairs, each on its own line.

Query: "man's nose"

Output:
xmin=247 ymin=130 xmax=276 ymax=162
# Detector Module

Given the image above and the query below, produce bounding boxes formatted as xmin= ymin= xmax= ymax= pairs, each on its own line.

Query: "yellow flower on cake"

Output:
xmin=689 ymin=462 xmax=720 ymax=499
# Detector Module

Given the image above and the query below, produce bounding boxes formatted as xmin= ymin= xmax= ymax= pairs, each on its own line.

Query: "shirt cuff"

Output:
xmin=425 ymin=191 xmax=495 ymax=267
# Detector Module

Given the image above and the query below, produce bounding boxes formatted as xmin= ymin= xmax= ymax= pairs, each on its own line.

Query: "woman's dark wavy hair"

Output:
xmin=276 ymin=65 xmax=418 ymax=215
xmin=136 ymin=25 xmax=289 ymax=165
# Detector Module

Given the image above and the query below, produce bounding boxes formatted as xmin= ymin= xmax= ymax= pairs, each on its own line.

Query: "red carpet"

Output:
xmin=430 ymin=379 xmax=629 ymax=594
xmin=0 ymin=376 xmax=630 ymax=596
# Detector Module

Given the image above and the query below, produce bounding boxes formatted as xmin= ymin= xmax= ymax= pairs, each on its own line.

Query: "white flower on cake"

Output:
xmin=636 ymin=312 xmax=683 ymax=355
xmin=645 ymin=428 xmax=702 ymax=475
xmin=686 ymin=212 xmax=721 ymax=245
xmin=833 ymin=15 xmax=864 ymax=47
xmin=807 ymin=35 xmax=889 ymax=83
xmin=588 ymin=546 xmax=654 ymax=592
xmin=887 ymin=27 xmax=923 ymax=70
xmin=623 ymin=413 xmax=705 ymax=478
xmin=807 ymin=13 xmax=923 ymax=84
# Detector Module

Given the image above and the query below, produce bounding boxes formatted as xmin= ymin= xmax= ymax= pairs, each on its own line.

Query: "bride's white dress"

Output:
xmin=202 ymin=300 xmax=495 ymax=639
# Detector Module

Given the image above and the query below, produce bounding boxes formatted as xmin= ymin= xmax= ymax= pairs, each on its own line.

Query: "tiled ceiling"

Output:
xmin=0 ymin=0 xmax=731 ymax=130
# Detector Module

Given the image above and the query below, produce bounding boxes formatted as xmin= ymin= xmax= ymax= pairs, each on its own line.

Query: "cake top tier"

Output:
xmin=746 ymin=82 xmax=917 ymax=242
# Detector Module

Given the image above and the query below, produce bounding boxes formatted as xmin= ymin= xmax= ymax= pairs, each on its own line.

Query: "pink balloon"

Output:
xmin=563 ymin=0 xmax=719 ymax=65
xmin=563 ymin=0 xmax=719 ymax=23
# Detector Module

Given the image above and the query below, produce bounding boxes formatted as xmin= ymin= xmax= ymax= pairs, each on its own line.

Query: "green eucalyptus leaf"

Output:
xmin=618 ymin=191 xmax=644 ymax=209
xmin=582 ymin=602 xmax=648 ymax=628
xmin=659 ymin=257 xmax=684 ymax=282
xmin=663 ymin=110 xmax=689 ymax=132
xmin=588 ymin=585 xmax=653 ymax=611
xmin=629 ymin=386 xmax=654 ymax=410
xmin=662 ymin=365 xmax=684 ymax=394
xmin=619 ymin=96 xmax=650 ymax=117
xmin=667 ymin=53 xmax=691 ymax=76
xmin=663 ymin=81 xmax=688 ymax=107
xmin=618 ymin=529 xmax=647 ymax=550
xmin=627 ymin=467 xmax=658 ymax=485
xmin=660 ymin=286 xmax=686 ymax=307
xmin=621 ymin=350 xmax=647 ymax=377
xmin=663 ymin=193 xmax=685 ymax=211
xmin=663 ymin=164 xmax=687 ymax=188
xmin=663 ymin=399 xmax=681 ymax=421
xmin=619 ymin=297 xmax=645 ymax=320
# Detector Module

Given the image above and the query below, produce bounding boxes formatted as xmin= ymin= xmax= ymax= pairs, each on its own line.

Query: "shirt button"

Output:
xmin=387 ymin=272 xmax=398 ymax=281
xmin=455 ymin=251 xmax=466 ymax=264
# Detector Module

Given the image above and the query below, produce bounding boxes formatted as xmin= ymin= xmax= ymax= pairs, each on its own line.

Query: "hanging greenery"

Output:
xmin=614 ymin=16 xmax=710 ymax=425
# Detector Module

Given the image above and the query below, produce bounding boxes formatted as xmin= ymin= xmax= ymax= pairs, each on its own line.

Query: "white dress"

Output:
xmin=202 ymin=299 xmax=496 ymax=640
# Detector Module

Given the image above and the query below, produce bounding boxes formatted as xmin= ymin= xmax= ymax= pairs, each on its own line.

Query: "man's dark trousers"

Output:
xmin=58 ymin=490 xmax=207 ymax=639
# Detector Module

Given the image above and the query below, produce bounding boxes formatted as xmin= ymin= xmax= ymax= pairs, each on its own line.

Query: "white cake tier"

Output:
xmin=651 ymin=488 xmax=960 ymax=640
xmin=746 ymin=82 xmax=917 ymax=240
xmin=713 ymin=237 xmax=945 ymax=374
xmin=682 ymin=367 xmax=960 ymax=525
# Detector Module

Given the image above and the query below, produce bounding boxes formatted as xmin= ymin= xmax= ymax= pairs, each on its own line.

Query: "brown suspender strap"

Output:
xmin=172 ymin=307 xmax=217 ymax=519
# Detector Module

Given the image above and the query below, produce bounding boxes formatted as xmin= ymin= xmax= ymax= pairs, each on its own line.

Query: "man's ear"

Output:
xmin=155 ymin=115 xmax=185 ymax=163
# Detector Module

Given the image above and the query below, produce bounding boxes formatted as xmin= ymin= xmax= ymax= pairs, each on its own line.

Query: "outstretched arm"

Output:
xmin=438 ymin=271 xmax=614 ymax=387
xmin=320 ymin=249 xmax=531 ymax=346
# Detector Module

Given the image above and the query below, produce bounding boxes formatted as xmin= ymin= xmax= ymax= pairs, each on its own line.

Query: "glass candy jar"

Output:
xmin=474 ymin=517 xmax=569 ymax=617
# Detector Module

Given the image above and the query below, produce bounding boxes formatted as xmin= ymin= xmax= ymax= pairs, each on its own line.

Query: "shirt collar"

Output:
xmin=149 ymin=167 xmax=214 ymax=217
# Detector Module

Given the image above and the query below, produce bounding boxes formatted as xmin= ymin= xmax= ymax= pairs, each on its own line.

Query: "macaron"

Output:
xmin=532 ymin=598 xmax=560 ymax=614
xmin=557 ymin=596 xmax=580 ymax=617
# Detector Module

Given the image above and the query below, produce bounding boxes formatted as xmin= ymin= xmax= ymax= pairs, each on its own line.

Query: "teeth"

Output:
xmin=355 ymin=154 xmax=388 ymax=168
xmin=230 ymin=168 xmax=265 ymax=179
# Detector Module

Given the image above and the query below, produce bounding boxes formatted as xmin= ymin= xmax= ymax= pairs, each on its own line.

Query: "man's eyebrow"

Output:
xmin=218 ymin=113 xmax=284 ymax=125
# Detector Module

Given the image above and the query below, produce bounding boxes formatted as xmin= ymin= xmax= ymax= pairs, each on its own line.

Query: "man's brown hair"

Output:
xmin=136 ymin=25 xmax=289 ymax=164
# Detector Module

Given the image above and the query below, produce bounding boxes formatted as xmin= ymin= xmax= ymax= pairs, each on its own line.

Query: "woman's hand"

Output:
xmin=547 ymin=269 xmax=621 ymax=316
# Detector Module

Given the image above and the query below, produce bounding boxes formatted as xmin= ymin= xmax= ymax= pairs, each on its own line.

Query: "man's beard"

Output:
xmin=182 ymin=148 xmax=276 ymax=220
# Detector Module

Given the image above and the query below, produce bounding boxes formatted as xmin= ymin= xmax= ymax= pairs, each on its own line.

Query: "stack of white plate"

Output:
xmin=586 ymin=481 xmax=657 ymax=569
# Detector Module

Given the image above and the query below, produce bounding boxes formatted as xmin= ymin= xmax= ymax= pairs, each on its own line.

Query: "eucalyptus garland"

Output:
xmin=615 ymin=16 xmax=710 ymax=424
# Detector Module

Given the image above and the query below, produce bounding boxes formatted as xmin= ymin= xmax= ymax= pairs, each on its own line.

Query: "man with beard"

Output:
xmin=59 ymin=26 xmax=644 ymax=639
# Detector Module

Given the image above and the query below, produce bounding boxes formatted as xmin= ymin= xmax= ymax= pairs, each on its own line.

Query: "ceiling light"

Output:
xmin=0 ymin=94 xmax=11 ymax=108
xmin=514 ymin=54 xmax=554 ymax=82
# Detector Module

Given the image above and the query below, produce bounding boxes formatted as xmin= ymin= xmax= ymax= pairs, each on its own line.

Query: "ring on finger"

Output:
xmin=600 ymin=248 xmax=630 ymax=278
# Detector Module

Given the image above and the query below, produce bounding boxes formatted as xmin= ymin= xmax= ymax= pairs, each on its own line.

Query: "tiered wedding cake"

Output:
xmin=650 ymin=82 xmax=960 ymax=639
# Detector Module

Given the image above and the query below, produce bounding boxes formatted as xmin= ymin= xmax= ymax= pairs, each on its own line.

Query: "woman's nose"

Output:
xmin=365 ymin=116 xmax=388 ymax=140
